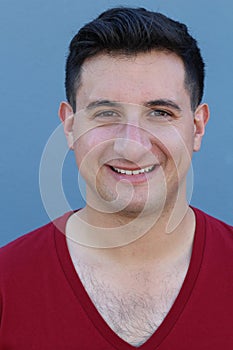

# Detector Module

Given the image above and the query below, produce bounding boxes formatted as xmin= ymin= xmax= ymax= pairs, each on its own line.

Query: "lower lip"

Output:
xmin=106 ymin=165 xmax=158 ymax=184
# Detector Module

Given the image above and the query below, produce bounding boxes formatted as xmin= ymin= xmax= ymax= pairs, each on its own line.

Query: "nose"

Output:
xmin=113 ymin=123 xmax=152 ymax=163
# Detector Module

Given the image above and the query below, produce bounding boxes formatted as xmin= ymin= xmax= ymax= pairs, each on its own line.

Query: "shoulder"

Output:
xmin=192 ymin=206 xmax=233 ymax=259
xmin=192 ymin=206 xmax=233 ymax=233
xmin=0 ymin=222 xmax=55 ymax=278
xmin=0 ymin=211 xmax=72 ymax=280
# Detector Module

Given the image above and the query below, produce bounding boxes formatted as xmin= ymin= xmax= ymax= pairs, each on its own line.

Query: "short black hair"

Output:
xmin=65 ymin=7 xmax=205 ymax=112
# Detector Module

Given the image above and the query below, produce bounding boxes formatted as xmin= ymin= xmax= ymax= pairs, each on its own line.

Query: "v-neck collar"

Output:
xmin=54 ymin=207 xmax=206 ymax=349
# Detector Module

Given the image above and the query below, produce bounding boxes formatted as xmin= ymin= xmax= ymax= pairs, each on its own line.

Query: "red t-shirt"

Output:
xmin=0 ymin=207 xmax=233 ymax=349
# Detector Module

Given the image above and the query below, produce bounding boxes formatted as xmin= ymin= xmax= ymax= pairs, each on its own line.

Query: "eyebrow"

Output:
xmin=85 ymin=98 xmax=182 ymax=111
xmin=86 ymin=100 xmax=120 ymax=110
xmin=144 ymin=99 xmax=182 ymax=112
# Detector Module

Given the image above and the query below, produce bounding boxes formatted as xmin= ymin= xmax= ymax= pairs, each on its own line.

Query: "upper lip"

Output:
xmin=109 ymin=164 xmax=155 ymax=171
xmin=107 ymin=163 xmax=157 ymax=171
xmin=106 ymin=161 xmax=158 ymax=171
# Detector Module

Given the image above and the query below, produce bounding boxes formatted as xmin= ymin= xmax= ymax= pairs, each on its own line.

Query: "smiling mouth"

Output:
xmin=110 ymin=165 xmax=156 ymax=175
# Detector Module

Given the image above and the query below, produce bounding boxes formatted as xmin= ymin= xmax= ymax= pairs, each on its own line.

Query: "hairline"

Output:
xmin=70 ymin=49 xmax=196 ymax=112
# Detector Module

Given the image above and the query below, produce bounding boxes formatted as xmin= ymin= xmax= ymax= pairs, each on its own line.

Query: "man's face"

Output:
xmin=61 ymin=51 xmax=208 ymax=217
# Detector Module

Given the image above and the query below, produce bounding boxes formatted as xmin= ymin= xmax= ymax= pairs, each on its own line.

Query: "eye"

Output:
xmin=95 ymin=110 xmax=119 ymax=118
xmin=149 ymin=109 xmax=172 ymax=118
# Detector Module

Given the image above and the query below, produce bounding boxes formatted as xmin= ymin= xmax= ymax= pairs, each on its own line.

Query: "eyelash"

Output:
xmin=149 ymin=109 xmax=172 ymax=118
xmin=93 ymin=108 xmax=173 ymax=121
xmin=94 ymin=110 xmax=120 ymax=118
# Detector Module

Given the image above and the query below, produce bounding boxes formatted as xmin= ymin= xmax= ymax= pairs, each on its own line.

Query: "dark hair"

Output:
xmin=65 ymin=7 xmax=205 ymax=112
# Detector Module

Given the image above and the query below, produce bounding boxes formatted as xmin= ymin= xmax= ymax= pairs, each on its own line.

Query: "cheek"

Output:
xmin=152 ymin=125 xmax=193 ymax=167
xmin=178 ymin=124 xmax=195 ymax=156
xmin=75 ymin=124 xmax=118 ymax=146
xmin=73 ymin=127 xmax=114 ymax=167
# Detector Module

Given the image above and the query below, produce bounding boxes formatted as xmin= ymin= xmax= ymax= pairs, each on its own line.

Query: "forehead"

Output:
xmin=76 ymin=51 xmax=188 ymax=108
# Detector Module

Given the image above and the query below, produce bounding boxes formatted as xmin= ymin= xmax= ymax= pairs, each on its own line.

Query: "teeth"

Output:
xmin=112 ymin=165 xmax=155 ymax=175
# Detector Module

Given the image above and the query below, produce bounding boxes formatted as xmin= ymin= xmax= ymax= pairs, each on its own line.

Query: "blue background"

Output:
xmin=1 ymin=0 xmax=232 ymax=246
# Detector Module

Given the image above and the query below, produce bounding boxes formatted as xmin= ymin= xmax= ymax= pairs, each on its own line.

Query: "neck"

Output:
xmin=66 ymin=200 xmax=196 ymax=266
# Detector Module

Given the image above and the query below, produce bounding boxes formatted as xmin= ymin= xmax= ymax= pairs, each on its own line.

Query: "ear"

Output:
xmin=193 ymin=103 xmax=210 ymax=152
xmin=58 ymin=101 xmax=75 ymax=150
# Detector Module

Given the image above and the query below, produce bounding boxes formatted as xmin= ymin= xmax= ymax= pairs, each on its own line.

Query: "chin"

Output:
xmin=86 ymin=178 xmax=167 ymax=217
xmin=112 ymin=194 xmax=166 ymax=219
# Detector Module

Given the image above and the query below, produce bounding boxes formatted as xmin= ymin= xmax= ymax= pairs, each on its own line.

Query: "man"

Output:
xmin=0 ymin=7 xmax=232 ymax=349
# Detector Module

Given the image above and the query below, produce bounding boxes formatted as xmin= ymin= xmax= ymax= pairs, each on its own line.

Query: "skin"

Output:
xmin=59 ymin=51 xmax=210 ymax=344
xmin=59 ymin=50 xmax=209 ymax=265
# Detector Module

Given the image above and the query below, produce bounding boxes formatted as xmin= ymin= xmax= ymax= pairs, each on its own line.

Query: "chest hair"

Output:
xmin=72 ymin=259 xmax=187 ymax=347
